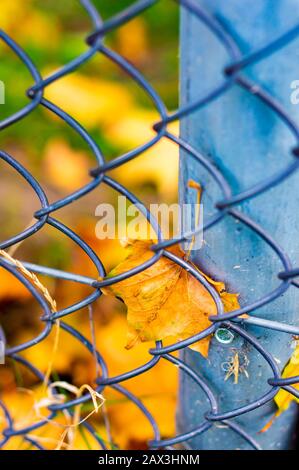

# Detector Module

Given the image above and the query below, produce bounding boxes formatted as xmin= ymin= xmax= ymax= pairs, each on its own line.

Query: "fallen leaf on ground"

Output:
xmin=110 ymin=112 xmax=179 ymax=202
xmin=116 ymin=17 xmax=149 ymax=64
xmin=43 ymin=139 xmax=90 ymax=192
xmin=102 ymin=240 xmax=240 ymax=357
xmin=0 ymin=268 xmax=32 ymax=301
xmin=92 ymin=313 xmax=177 ymax=448
xmin=46 ymin=75 xmax=133 ymax=129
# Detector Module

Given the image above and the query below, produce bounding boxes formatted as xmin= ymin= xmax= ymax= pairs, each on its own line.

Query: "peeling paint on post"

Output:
xmin=179 ymin=0 xmax=299 ymax=449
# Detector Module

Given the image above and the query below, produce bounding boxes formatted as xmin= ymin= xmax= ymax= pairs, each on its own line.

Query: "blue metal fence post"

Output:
xmin=179 ymin=0 xmax=299 ymax=449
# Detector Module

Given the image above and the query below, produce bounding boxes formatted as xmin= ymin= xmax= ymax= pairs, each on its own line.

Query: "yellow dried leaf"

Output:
xmin=274 ymin=343 xmax=299 ymax=412
xmin=46 ymin=75 xmax=133 ymax=128
xmin=110 ymin=112 xmax=179 ymax=202
xmin=260 ymin=343 xmax=299 ymax=433
xmin=94 ymin=314 xmax=177 ymax=448
xmin=103 ymin=240 xmax=240 ymax=357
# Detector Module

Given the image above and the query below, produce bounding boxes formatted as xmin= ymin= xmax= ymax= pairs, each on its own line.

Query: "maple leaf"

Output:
xmin=102 ymin=240 xmax=240 ymax=357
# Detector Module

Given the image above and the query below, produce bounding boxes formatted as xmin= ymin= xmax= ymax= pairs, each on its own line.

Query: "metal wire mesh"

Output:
xmin=1 ymin=0 xmax=299 ymax=451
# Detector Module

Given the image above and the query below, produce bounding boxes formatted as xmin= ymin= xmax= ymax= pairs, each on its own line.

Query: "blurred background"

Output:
xmin=0 ymin=0 xmax=180 ymax=449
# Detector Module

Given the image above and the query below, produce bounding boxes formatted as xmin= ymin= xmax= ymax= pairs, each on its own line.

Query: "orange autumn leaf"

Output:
xmin=46 ymin=75 xmax=133 ymax=129
xmin=260 ymin=344 xmax=299 ymax=433
xmin=102 ymin=240 xmax=240 ymax=357
xmin=93 ymin=314 xmax=177 ymax=448
xmin=116 ymin=17 xmax=149 ymax=64
xmin=275 ymin=344 xmax=299 ymax=411
xmin=0 ymin=268 xmax=32 ymax=301
xmin=0 ymin=387 xmax=103 ymax=450
xmin=110 ymin=113 xmax=179 ymax=202
xmin=43 ymin=139 xmax=90 ymax=192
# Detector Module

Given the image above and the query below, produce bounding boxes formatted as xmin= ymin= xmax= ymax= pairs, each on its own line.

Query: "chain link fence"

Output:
xmin=1 ymin=0 xmax=299 ymax=450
